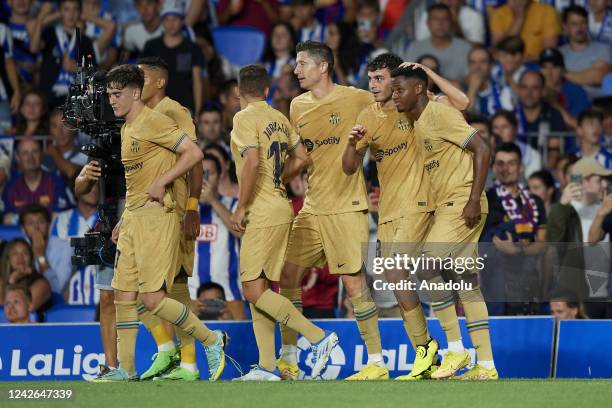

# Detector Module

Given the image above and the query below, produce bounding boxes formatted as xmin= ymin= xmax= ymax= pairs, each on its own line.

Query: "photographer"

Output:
xmin=481 ymin=143 xmax=548 ymax=316
xmin=194 ymin=282 xmax=234 ymax=320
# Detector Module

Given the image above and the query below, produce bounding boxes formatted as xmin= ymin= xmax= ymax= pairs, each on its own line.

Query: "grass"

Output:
xmin=2 ymin=380 xmax=612 ymax=408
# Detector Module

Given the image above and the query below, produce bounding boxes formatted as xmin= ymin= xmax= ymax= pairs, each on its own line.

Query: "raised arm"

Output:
xmin=400 ymin=62 xmax=470 ymax=111
xmin=342 ymin=124 xmax=367 ymax=175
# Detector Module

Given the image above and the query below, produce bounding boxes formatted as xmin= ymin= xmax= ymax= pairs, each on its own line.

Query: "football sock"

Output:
xmin=459 ymin=287 xmax=494 ymax=363
xmin=250 ymin=304 xmax=277 ymax=372
xmin=152 ymin=297 xmax=216 ymax=346
xmin=402 ymin=306 xmax=430 ymax=349
xmin=168 ymin=282 xmax=196 ymax=365
xmin=255 ymin=289 xmax=324 ymax=344
xmin=279 ymin=345 xmax=298 ymax=365
xmin=136 ymin=303 xmax=174 ymax=351
xmin=368 ymin=353 xmax=384 ymax=366
xmin=279 ymin=288 xmax=302 ymax=347
xmin=350 ymin=291 xmax=382 ymax=356
xmin=428 ymin=276 xmax=462 ymax=344
xmin=115 ymin=300 xmax=139 ymax=374
xmin=448 ymin=340 xmax=465 ymax=353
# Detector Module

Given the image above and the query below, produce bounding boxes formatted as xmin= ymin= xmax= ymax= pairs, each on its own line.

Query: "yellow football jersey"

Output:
xmin=152 ymin=97 xmax=197 ymax=217
xmin=290 ymin=85 xmax=373 ymax=215
xmin=231 ymin=101 xmax=299 ymax=229
xmin=355 ymin=102 xmax=430 ymax=223
xmin=414 ymin=101 xmax=488 ymax=211
xmin=121 ymin=106 xmax=187 ymax=211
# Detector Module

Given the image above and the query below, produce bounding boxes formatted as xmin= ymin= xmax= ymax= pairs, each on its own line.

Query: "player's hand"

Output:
xmin=492 ymin=232 xmax=520 ymax=255
xmin=82 ymin=161 xmax=102 ymax=182
xmin=399 ymin=61 xmax=431 ymax=75
xmin=348 ymin=125 xmax=366 ymax=147
xmin=560 ymin=182 xmax=582 ymax=205
xmin=230 ymin=207 xmax=247 ymax=233
xmin=111 ymin=220 xmax=121 ymax=245
xmin=183 ymin=210 xmax=200 ymax=240
xmin=147 ymin=179 xmax=166 ymax=204
xmin=462 ymin=198 xmax=481 ymax=228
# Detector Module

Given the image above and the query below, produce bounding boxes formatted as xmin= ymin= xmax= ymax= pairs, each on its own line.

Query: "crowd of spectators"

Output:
xmin=0 ymin=0 xmax=610 ymax=323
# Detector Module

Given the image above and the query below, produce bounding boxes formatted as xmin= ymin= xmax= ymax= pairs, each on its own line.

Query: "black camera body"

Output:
xmin=64 ymin=46 xmax=123 ymax=267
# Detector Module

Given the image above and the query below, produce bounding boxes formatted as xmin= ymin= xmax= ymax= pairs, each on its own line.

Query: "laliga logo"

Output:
xmin=7 ymin=345 xmax=104 ymax=380
xmin=297 ymin=336 xmax=345 ymax=379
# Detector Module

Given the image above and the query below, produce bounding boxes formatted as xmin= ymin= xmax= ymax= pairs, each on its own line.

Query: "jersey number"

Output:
xmin=268 ymin=141 xmax=288 ymax=189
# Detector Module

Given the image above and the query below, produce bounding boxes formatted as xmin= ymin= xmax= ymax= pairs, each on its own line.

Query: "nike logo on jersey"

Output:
xmin=337 ymin=263 xmax=346 ymax=268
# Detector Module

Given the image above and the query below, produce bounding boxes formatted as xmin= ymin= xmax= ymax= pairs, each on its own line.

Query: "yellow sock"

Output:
xmin=152 ymin=297 xmax=216 ymax=346
xmin=459 ymin=287 xmax=494 ymax=362
xmin=168 ymin=282 xmax=196 ymax=364
xmin=428 ymin=276 xmax=462 ymax=343
xmin=115 ymin=300 xmax=139 ymax=373
xmin=250 ymin=304 xmax=277 ymax=372
xmin=255 ymin=289 xmax=324 ymax=344
xmin=137 ymin=303 xmax=173 ymax=348
xmin=402 ymin=306 xmax=430 ymax=348
xmin=350 ymin=291 xmax=382 ymax=355
xmin=279 ymin=288 xmax=302 ymax=347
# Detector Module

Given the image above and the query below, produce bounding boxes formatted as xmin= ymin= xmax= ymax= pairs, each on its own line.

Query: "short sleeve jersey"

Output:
xmin=355 ymin=102 xmax=430 ymax=223
xmin=152 ymin=97 xmax=197 ymax=217
xmin=414 ymin=101 xmax=487 ymax=211
xmin=231 ymin=101 xmax=299 ymax=229
xmin=121 ymin=106 xmax=187 ymax=211
xmin=290 ymin=85 xmax=373 ymax=215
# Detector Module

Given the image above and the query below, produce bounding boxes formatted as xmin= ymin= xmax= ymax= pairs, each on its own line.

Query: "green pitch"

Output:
xmin=2 ymin=380 xmax=612 ymax=408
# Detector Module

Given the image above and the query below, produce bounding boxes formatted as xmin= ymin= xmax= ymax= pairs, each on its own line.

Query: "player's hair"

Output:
xmin=577 ymin=109 xmax=603 ymax=126
xmin=18 ymin=204 xmax=52 ymax=226
xmin=238 ymin=64 xmax=270 ymax=97
xmin=202 ymin=153 xmax=222 ymax=175
xmin=469 ymin=45 xmax=494 ymax=64
xmin=197 ymin=282 xmax=226 ymax=300
xmin=562 ymin=5 xmax=588 ymax=23
xmin=528 ymin=170 xmax=556 ymax=191
xmin=4 ymin=284 xmax=32 ymax=303
xmin=106 ymin=64 xmax=145 ymax=91
xmin=296 ymin=41 xmax=334 ymax=75
xmin=496 ymin=36 xmax=525 ymax=55
xmin=494 ymin=142 xmax=523 ymax=163
xmin=137 ymin=56 xmax=169 ymax=78
xmin=390 ymin=65 xmax=428 ymax=86
xmin=519 ymin=70 xmax=545 ymax=88
xmin=427 ymin=3 xmax=451 ymax=17
xmin=492 ymin=109 xmax=518 ymax=129
xmin=367 ymin=53 xmax=403 ymax=73
xmin=466 ymin=113 xmax=491 ymax=134
xmin=358 ymin=0 xmax=380 ymax=13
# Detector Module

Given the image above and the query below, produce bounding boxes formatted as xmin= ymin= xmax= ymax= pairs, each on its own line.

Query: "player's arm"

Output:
xmin=399 ymin=62 xmax=470 ymax=111
xmin=74 ymin=160 xmax=101 ymax=196
xmin=342 ymin=124 xmax=367 ymax=175
xmin=463 ymin=132 xmax=490 ymax=228
xmin=148 ymin=136 xmax=204 ymax=203
xmin=230 ymin=148 xmax=259 ymax=232
xmin=183 ymin=159 xmax=203 ymax=240
xmin=282 ymin=142 xmax=308 ymax=184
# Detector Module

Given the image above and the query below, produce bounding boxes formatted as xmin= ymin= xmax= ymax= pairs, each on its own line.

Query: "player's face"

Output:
xmin=550 ymin=301 xmax=577 ymax=320
xmin=138 ymin=65 xmax=163 ymax=103
xmin=368 ymin=68 xmax=392 ymax=103
xmin=493 ymin=151 xmax=522 ymax=186
xmin=8 ymin=241 xmax=31 ymax=271
xmin=391 ymin=76 xmax=418 ymax=112
xmin=60 ymin=1 xmax=81 ymax=30
xmin=16 ymin=140 xmax=42 ymax=172
xmin=294 ymin=51 xmax=326 ymax=90
xmin=4 ymin=290 xmax=30 ymax=323
xmin=107 ymin=85 xmax=138 ymax=118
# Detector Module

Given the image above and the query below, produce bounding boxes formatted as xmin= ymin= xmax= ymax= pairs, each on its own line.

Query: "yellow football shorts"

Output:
xmin=286 ymin=211 xmax=368 ymax=275
xmin=378 ymin=211 xmax=434 ymax=258
xmin=240 ymin=223 xmax=292 ymax=282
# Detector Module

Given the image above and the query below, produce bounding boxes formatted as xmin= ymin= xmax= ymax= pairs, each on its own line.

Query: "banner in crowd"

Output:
xmin=555 ymin=320 xmax=612 ymax=378
xmin=0 ymin=317 xmax=555 ymax=381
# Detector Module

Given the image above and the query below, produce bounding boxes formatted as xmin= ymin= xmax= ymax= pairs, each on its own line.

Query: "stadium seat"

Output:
xmin=45 ymin=305 xmax=97 ymax=323
xmin=602 ymin=72 xmax=612 ymax=96
xmin=0 ymin=225 xmax=26 ymax=241
xmin=212 ymin=26 xmax=266 ymax=67
xmin=0 ymin=306 xmax=6 ymax=323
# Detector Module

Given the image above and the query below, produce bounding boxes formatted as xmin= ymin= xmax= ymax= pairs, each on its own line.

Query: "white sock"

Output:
xmin=447 ymin=340 xmax=464 ymax=353
xmin=180 ymin=362 xmax=198 ymax=372
xmin=478 ymin=360 xmax=495 ymax=370
xmin=158 ymin=341 xmax=175 ymax=352
xmin=280 ymin=345 xmax=297 ymax=365
xmin=368 ymin=353 xmax=384 ymax=367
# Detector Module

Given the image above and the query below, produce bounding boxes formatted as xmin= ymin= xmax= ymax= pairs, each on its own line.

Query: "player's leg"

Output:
xmin=137 ymin=299 xmax=178 ymax=380
xmin=93 ymin=265 xmax=117 ymax=380
xmin=278 ymin=212 xmax=326 ymax=378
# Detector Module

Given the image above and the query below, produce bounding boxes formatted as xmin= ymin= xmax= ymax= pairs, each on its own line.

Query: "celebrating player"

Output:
xmin=277 ymin=41 xmax=386 ymax=381
xmin=130 ymin=56 xmax=203 ymax=381
xmin=391 ymin=65 xmax=497 ymax=380
xmin=95 ymin=65 xmax=227 ymax=382
xmin=342 ymin=53 xmax=471 ymax=380
xmin=229 ymin=65 xmax=338 ymax=381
